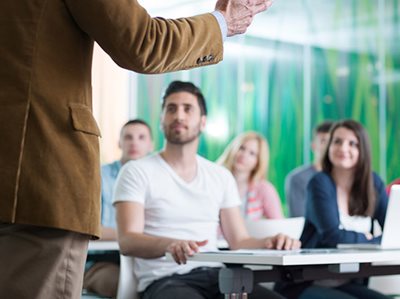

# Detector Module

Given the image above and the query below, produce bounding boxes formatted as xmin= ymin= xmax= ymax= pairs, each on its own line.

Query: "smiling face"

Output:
xmin=233 ymin=138 xmax=260 ymax=175
xmin=320 ymin=120 xmax=375 ymax=216
xmin=328 ymin=127 xmax=360 ymax=171
xmin=161 ymin=91 xmax=206 ymax=145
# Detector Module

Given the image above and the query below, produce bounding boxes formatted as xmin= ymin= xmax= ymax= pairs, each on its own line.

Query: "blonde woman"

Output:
xmin=218 ymin=131 xmax=284 ymax=220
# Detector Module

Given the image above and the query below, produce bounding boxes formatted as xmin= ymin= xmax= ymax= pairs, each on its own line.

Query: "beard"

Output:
xmin=163 ymin=121 xmax=202 ymax=145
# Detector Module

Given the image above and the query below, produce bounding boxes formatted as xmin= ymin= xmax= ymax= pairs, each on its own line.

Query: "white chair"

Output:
xmin=117 ymin=255 xmax=139 ymax=299
xmin=245 ymin=217 xmax=305 ymax=239
xmin=369 ymin=274 xmax=400 ymax=297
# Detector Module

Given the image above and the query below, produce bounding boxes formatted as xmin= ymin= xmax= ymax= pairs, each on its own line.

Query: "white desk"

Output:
xmin=185 ymin=248 xmax=400 ymax=266
xmin=87 ymin=240 xmax=229 ymax=251
xmin=167 ymin=249 xmax=400 ymax=297
xmin=88 ymin=240 xmax=119 ymax=251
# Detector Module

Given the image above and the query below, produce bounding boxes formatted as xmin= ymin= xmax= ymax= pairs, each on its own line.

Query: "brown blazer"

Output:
xmin=0 ymin=0 xmax=223 ymax=237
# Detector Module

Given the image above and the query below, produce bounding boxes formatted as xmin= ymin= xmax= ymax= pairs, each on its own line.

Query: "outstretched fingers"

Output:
xmin=246 ymin=0 xmax=273 ymax=18
xmin=218 ymin=0 xmax=274 ymax=36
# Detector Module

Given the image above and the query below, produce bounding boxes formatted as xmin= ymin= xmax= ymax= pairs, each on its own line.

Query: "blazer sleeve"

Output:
xmin=307 ymin=173 xmax=375 ymax=247
xmin=65 ymin=0 xmax=223 ymax=74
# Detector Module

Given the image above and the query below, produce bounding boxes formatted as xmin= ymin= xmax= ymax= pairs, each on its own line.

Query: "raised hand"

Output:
xmin=215 ymin=0 xmax=273 ymax=36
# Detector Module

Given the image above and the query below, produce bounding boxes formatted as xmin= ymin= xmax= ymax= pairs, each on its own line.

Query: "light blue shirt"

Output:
xmin=211 ymin=11 xmax=227 ymax=41
xmin=101 ymin=160 xmax=122 ymax=228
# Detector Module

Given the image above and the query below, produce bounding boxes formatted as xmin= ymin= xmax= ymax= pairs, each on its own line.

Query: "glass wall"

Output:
xmin=95 ymin=0 xmax=400 ymax=213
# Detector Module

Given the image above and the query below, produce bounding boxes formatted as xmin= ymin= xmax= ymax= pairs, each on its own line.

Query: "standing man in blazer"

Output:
xmin=0 ymin=0 xmax=273 ymax=298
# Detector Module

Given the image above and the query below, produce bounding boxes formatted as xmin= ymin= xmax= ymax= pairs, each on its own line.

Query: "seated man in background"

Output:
xmin=285 ymin=121 xmax=333 ymax=217
xmin=114 ymin=81 xmax=300 ymax=299
xmin=84 ymin=119 xmax=153 ymax=298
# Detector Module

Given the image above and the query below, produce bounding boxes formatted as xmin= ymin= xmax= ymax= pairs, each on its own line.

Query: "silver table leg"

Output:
xmin=219 ymin=268 xmax=253 ymax=298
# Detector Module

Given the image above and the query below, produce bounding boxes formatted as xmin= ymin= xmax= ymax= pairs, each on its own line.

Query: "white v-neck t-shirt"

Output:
xmin=113 ymin=153 xmax=241 ymax=291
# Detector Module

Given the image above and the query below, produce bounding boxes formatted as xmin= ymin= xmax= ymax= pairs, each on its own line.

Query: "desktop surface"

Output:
xmin=175 ymin=248 xmax=400 ymax=266
xmin=166 ymin=248 xmax=400 ymax=288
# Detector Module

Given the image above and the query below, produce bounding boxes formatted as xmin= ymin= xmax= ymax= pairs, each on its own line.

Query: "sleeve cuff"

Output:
xmin=211 ymin=11 xmax=227 ymax=41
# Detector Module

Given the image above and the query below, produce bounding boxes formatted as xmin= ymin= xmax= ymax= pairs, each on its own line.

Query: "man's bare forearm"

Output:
xmin=229 ymin=237 xmax=265 ymax=250
xmin=118 ymin=232 xmax=175 ymax=258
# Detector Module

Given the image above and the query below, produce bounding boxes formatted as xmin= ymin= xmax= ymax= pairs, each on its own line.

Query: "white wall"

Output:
xmin=92 ymin=43 xmax=132 ymax=164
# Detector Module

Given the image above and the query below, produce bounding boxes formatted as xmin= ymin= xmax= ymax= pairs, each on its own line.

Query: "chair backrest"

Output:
xmin=117 ymin=255 xmax=139 ymax=299
xmin=245 ymin=217 xmax=305 ymax=240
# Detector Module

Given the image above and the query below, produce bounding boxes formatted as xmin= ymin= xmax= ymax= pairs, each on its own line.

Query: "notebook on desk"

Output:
xmin=338 ymin=185 xmax=400 ymax=250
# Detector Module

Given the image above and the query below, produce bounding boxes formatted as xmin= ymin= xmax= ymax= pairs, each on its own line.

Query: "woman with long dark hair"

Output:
xmin=276 ymin=119 xmax=389 ymax=299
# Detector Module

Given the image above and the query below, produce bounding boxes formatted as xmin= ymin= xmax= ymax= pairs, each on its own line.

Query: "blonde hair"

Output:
xmin=217 ymin=131 xmax=269 ymax=183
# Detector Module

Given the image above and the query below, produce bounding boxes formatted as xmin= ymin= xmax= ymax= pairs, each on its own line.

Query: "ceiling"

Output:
xmin=142 ymin=0 xmax=399 ymax=54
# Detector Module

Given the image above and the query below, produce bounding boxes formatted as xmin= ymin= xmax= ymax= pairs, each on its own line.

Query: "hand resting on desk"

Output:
xmin=220 ymin=207 xmax=301 ymax=252
xmin=264 ymin=233 xmax=301 ymax=250
xmin=165 ymin=234 xmax=301 ymax=265
xmin=165 ymin=207 xmax=302 ymax=265
xmin=166 ymin=239 xmax=209 ymax=265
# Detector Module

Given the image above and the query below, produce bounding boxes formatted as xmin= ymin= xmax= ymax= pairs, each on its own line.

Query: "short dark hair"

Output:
xmin=315 ymin=120 xmax=334 ymax=134
xmin=161 ymin=81 xmax=207 ymax=116
xmin=121 ymin=119 xmax=152 ymax=139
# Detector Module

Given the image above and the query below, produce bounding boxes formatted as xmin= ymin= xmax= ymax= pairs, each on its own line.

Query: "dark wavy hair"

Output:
xmin=322 ymin=119 xmax=375 ymax=216
xmin=161 ymin=81 xmax=207 ymax=116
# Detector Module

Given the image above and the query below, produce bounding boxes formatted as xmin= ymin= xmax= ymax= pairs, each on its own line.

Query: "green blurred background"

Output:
xmin=128 ymin=0 xmax=400 ymax=214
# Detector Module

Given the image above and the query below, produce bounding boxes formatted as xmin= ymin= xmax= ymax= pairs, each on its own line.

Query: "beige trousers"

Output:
xmin=0 ymin=223 xmax=89 ymax=299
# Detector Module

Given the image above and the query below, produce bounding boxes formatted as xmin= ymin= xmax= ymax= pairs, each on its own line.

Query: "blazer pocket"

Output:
xmin=69 ymin=103 xmax=101 ymax=137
